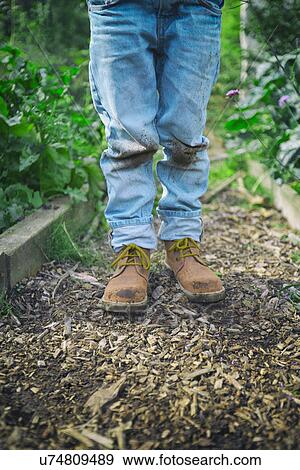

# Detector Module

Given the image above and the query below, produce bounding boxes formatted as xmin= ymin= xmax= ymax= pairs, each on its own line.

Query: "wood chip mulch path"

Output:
xmin=0 ymin=190 xmax=299 ymax=450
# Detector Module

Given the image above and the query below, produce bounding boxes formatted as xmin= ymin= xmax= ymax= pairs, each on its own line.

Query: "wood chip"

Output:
xmin=85 ymin=378 xmax=126 ymax=415
xmin=61 ymin=428 xmax=94 ymax=448
xmin=81 ymin=430 xmax=114 ymax=449
xmin=183 ymin=368 xmax=213 ymax=380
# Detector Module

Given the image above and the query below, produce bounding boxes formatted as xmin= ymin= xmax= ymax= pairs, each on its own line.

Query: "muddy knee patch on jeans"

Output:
xmin=113 ymin=151 xmax=154 ymax=170
xmin=169 ymin=138 xmax=208 ymax=166
xmin=108 ymin=130 xmax=159 ymax=169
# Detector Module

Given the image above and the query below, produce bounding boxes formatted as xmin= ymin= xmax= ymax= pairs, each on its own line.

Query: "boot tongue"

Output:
xmin=117 ymin=249 xmax=139 ymax=268
xmin=127 ymin=248 xmax=142 ymax=267
xmin=118 ymin=248 xmax=148 ymax=280
xmin=178 ymin=238 xmax=198 ymax=257
xmin=114 ymin=245 xmax=150 ymax=271
xmin=177 ymin=240 xmax=207 ymax=266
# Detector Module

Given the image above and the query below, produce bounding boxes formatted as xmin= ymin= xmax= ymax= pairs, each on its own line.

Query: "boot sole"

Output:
xmin=164 ymin=262 xmax=225 ymax=303
xmin=101 ymin=297 xmax=148 ymax=314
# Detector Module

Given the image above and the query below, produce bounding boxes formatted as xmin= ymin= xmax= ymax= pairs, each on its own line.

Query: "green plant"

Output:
xmin=246 ymin=0 xmax=300 ymax=56
xmin=225 ymin=48 xmax=300 ymax=192
xmin=291 ymin=250 xmax=300 ymax=265
xmin=45 ymin=221 xmax=106 ymax=267
xmin=0 ymin=44 xmax=105 ymax=233
xmin=0 ymin=291 xmax=13 ymax=317
xmin=242 ymin=174 xmax=272 ymax=202
xmin=0 ymin=0 xmax=89 ymax=62
xmin=207 ymin=0 xmax=241 ymax=136
xmin=208 ymin=154 xmax=238 ymax=187
xmin=281 ymin=283 xmax=300 ymax=313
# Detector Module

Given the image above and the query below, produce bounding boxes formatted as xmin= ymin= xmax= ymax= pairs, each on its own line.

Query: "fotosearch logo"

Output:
xmin=156 ymin=454 xmax=262 ymax=466
xmin=122 ymin=453 xmax=262 ymax=467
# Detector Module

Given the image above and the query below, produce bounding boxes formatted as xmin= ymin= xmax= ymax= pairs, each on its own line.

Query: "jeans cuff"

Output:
xmin=109 ymin=222 xmax=157 ymax=252
xmin=157 ymin=209 xmax=201 ymax=218
xmin=157 ymin=211 xmax=203 ymax=242
xmin=109 ymin=216 xmax=153 ymax=229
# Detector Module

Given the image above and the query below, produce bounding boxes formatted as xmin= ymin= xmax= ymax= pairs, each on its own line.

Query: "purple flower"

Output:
xmin=226 ymin=89 xmax=240 ymax=98
xmin=278 ymin=95 xmax=290 ymax=108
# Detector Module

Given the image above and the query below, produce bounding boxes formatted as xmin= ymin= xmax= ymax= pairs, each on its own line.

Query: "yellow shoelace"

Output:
xmin=111 ymin=243 xmax=150 ymax=270
xmin=168 ymin=237 xmax=207 ymax=264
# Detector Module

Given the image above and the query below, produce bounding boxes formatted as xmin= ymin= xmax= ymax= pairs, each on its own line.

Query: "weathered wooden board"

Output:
xmin=248 ymin=160 xmax=300 ymax=231
xmin=0 ymin=198 xmax=95 ymax=291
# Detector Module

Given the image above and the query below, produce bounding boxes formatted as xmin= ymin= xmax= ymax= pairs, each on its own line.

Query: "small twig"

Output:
xmin=11 ymin=313 xmax=21 ymax=326
xmin=52 ymin=263 xmax=79 ymax=300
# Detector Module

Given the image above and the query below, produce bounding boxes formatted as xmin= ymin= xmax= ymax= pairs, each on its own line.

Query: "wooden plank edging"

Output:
xmin=0 ymin=197 xmax=96 ymax=291
xmin=248 ymin=160 xmax=300 ymax=232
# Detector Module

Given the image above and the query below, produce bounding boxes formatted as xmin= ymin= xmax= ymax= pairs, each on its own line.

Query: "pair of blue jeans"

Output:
xmin=88 ymin=0 xmax=223 ymax=251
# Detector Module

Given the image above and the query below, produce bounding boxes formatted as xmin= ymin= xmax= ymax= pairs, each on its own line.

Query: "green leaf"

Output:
xmin=278 ymin=126 xmax=300 ymax=167
xmin=19 ymin=148 xmax=40 ymax=172
xmin=7 ymin=115 xmax=22 ymax=127
xmin=7 ymin=203 xmax=24 ymax=224
xmin=40 ymin=145 xmax=72 ymax=194
xmin=225 ymin=111 xmax=261 ymax=131
xmin=63 ymin=187 xmax=87 ymax=202
xmin=0 ymin=43 xmax=106 ymax=232
xmin=84 ymin=162 xmax=104 ymax=197
xmin=0 ymin=113 xmax=9 ymax=135
xmin=31 ymin=191 xmax=43 ymax=209
xmin=5 ymin=184 xmax=33 ymax=203
xmin=10 ymin=119 xmax=37 ymax=138
xmin=0 ymin=96 xmax=8 ymax=117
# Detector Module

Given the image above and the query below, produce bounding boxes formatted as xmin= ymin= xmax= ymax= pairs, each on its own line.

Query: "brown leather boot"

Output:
xmin=165 ymin=238 xmax=225 ymax=303
xmin=102 ymin=244 xmax=150 ymax=313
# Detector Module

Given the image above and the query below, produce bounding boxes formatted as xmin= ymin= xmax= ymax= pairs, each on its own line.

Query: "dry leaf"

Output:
xmin=85 ymin=378 xmax=126 ymax=415
xmin=70 ymin=272 xmax=101 ymax=286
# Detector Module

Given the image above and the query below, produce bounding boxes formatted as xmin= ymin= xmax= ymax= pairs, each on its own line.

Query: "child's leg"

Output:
xmin=88 ymin=1 xmax=159 ymax=252
xmin=156 ymin=1 xmax=222 ymax=242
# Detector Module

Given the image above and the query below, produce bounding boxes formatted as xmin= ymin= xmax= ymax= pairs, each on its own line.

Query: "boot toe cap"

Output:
xmin=191 ymin=278 xmax=223 ymax=294
xmin=103 ymin=287 xmax=146 ymax=304
xmin=178 ymin=272 xmax=224 ymax=295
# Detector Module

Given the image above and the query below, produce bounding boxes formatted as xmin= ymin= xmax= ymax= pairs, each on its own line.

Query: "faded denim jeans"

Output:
xmin=88 ymin=0 xmax=223 ymax=251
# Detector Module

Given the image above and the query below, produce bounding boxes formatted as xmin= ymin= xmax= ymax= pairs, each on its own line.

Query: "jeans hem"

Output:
xmin=109 ymin=222 xmax=157 ymax=252
xmin=157 ymin=213 xmax=203 ymax=242
xmin=109 ymin=217 xmax=153 ymax=228
xmin=157 ymin=210 xmax=201 ymax=218
xmin=158 ymin=234 xmax=203 ymax=242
